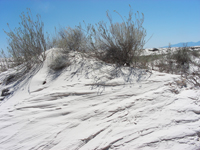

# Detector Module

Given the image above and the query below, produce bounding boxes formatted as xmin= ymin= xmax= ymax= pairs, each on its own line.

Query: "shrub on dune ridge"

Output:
xmin=4 ymin=8 xmax=48 ymax=70
xmin=86 ymin=5 xmax=146 ymax=66
xmin=56 ymin=26 xmax=87 ymax=53
xmin=3 ymin=5 xmax=147 ymax=73
xmin=49 ymin=54 xmax=70 ymax=71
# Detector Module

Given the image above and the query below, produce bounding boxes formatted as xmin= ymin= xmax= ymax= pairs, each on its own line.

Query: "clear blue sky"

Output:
xmin=0 ymin=0 xmax=200 ymax=51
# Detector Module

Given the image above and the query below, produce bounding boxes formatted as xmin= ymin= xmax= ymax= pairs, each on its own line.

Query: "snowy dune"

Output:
xmin=0 ymin=48 xmax=200 ymax=150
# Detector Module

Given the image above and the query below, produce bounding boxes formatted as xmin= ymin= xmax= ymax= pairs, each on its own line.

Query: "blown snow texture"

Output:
xmin=0 ymin=48 xmax=200 ymax=150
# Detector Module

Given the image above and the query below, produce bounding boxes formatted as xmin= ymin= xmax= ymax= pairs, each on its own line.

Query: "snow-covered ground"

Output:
xmin=0 ymin=48 xmax=200 ymax=150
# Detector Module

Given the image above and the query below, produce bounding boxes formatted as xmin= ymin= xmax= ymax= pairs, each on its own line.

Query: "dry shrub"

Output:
xmin=184 ymin=66 xmax=200 ymax=88
xmin=173 ymin=46 xmax=190 ymax=68
xmin=4 ymin=8 xmax=47 ymax=70
xmin=87 ymin=5 xmax=146 ymax=66
xmin=157 ymin=44 xmax=191 ymax=74
xmin=56 ymin=27 xmax=87 ymax=53
xmin=49 ymin=54 xmax=70 ymax=71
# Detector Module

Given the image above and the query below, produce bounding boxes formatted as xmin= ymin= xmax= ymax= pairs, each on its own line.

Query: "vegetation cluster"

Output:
xmin=0 ymin=6 xmax=200 ymax=88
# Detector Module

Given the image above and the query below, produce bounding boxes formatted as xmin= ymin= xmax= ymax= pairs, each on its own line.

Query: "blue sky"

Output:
xmin=0 ymin=0 xmax=200 ymax=51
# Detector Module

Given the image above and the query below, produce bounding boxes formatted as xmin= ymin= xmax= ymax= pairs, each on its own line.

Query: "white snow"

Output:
xmin=0 ymin=48 xmax=200 ymax=150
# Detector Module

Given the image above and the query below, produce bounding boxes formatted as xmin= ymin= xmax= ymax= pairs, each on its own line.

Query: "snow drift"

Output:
xmin=0 ymin=48 xmax=200 ymax=150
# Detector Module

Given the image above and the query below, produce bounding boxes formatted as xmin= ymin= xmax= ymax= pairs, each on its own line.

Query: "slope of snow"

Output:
xmin=0 ymin=48 xmax=200 ymax=150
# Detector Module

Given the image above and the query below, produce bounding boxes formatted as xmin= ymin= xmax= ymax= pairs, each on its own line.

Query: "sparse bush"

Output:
xmin=136 ymin=53 xmax=160 ymax=70
xmin=4 ymin=8 xmax=47 ymax=70
xmin=186 ymin=71 xmax=200 ymax=87
xmin=56 ymin=26 xmax=87 ymax=53
xmin=184 ymin=59 xmax=200 ymax=87
xmin=49 ymin=54 xmax=70 ymax=71
xmin=87 ymin=5 xmax=146 ymax=66
xmin=157 ymin=44 xmax=191 ymax=74
xmin=173 ymin=46 xmax=190 ymax=68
